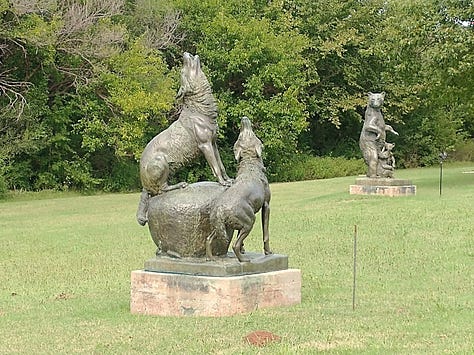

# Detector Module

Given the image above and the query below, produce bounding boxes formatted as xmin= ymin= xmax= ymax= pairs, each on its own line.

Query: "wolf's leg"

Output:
xmin=233 ymin=226 xmax=252 ymax=262
xmin=233 ymin=212 xmax=255 ymax=262
xmin=193 ymin=121 xmax=230 ymax=185
xmin=136 ymin=188 xmax=150 ymax=226
xmin=261 ymin=201 xmax=272 ymax=255
xmin=143 ymin=154 xmax=169 ymax=193
xmin=212 ymin=141 xmax=231 ymax=182
xmin=199 ymin=142 xmax=230 ymax=186
xmin=206 ymin=230 xmax=217 ymax=261
xmin=161 ymin=181 xmax=188 ymax=192
xmin=145 ymin=155 xmax=188 ymax=193
xmin=138 ymin=155 xmax=186 ymax=226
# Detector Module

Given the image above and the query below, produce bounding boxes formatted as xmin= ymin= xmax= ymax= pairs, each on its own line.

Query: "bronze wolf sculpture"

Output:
xmin=206 ymin=117 xmax=272 ymax=262
xmin=136 ymin=52 xmax=231 ymax=226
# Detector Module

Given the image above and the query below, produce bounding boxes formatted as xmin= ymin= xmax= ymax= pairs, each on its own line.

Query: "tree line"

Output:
xmin=1 ymin=0 xmax=473 ymax=192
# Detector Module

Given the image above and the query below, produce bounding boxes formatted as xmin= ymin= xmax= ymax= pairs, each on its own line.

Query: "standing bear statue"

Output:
xmin=359 ymin=92 xmax=399 ymax=178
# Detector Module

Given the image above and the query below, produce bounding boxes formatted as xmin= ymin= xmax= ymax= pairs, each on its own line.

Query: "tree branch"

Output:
xmin=0 ymin=70 xmax=31 ymax=118
xmin=144 ymin=11 xmax=185 ymax=50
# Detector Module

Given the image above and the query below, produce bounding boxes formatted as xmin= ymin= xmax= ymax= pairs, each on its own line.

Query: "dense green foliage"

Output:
xmin=271 ymin=154 xmax=365 ymax=182
xmin=1 ymin=0 xmax=473 ymax=192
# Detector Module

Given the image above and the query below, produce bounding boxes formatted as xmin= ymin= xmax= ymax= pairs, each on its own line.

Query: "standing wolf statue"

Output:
xmin=206 ymin=117 xmax=272 ymax=262
xmin=136 ymin=52 xmax=231 ymax=226
xmin=359 ymin=92 xmax=399 ymax=178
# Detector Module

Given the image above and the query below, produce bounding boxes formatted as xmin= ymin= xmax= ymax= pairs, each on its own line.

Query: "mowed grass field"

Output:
xmin=0 ymin=164 xmax=472 ymax=354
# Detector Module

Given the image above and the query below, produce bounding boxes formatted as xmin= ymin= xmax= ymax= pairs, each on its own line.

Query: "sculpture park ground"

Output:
xmin=0 ymin=163 xmax=472 ymax=353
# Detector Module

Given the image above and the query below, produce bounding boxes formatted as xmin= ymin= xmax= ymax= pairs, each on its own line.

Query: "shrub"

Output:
xmin=450 ymin=139 xmax=474 ymax=162
xmin=34 ymin=172 xmax=60 ymax=190
xmin=269 ymin=154 xmax=365 ymax=182
xmin=102 ymin=159 xmax=140 ymax=192
xmin=3 ymin=160 xmax=35 ymax=191
xmin=51 ymin=159 xmax=102 ymax=192
xmin=0 ymin=173 xmax=6 ymax=199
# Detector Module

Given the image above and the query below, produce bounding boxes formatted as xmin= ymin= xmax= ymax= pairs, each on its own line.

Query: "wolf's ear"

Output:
xmin=234 ymin=146 xmax=242 ymax=161
xmin=255 ymin=144 xmax=262 ymax=159
xmin=176 ymin=86 xmax=183 ymax=100
xmin=381 ymin=91 xmax=386 ymax=97
xmin=194 ymin=55 xmax=201 ymax=75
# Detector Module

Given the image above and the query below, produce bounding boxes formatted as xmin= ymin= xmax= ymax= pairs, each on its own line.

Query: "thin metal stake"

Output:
xmin=353 ymin=224 xmax=357 ymax=311
xmin=439 ymin=160 xmax=443 ymax=196
xmin=439 ymin=152 xmax=447 ymax=197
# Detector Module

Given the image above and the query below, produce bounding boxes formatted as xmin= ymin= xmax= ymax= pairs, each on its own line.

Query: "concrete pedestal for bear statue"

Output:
xmin=350 ymin=177 xmax=416 ymax=196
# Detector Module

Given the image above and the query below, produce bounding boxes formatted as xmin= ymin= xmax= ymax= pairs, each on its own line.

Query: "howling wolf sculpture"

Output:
xmin=206 ymin=117 xmax=272 ymax=262
xmin=136 ymin=52 xmax=231 ymax=226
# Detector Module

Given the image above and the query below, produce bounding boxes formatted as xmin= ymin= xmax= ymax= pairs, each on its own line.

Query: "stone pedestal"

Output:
xmin=130 ymin=253 xmax=301 ymax=317
xmin=350 ymin=177 xmax=416 ymax=196
xmin=130 ymin=268 xmax=301 ymax=317
xmin=144 ymin=252 xmax=289 ymax=276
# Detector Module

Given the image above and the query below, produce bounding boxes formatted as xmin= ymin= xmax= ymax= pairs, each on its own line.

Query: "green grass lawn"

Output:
xmin=0 ymin=164 xmax=473 ymax=354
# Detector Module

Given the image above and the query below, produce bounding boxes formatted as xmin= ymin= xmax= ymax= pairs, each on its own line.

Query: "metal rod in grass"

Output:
xmin=439 ymin=152 xmax=447 ymax=196
xmin=352 ymin=224 xmax=357 ymax=310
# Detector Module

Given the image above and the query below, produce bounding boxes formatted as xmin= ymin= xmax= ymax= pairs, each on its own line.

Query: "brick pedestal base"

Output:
xmin=350 ymin=177 xmax=416 ymax=196
xmin=349 ymin=184 xmax=416 ymax=196
xmin=130 ymin=269 xmax=301 ymax=317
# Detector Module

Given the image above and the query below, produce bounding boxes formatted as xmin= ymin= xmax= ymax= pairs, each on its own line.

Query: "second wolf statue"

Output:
xmin=206 ymin=117 xmax=272 ymax=262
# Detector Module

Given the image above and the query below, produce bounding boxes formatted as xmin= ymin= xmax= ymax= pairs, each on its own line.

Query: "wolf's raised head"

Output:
xmin=234 ymin=117 xmax=263 ymax=162
xmin=177 ymin=52 xmax=217 ymax=118
xmin=176 ymin=53 xmax=205 ymax=98
xmin=180 ymin=53 xmax=203 ymax=91
xmin=367 ymin=92 xmax=385 ymax=109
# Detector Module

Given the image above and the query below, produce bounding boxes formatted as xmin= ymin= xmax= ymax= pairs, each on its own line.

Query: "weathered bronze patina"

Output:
xmin=145 ymin=117 xmax=273 ymax=264
xmin=147 ymin=181 xmax=229 ymax=258
xmin=135 ymin=54 xmax=276 ymax=267
xmin=136 ymin=52 xmax=231 ymax=226
xmin=359 ymin=92 xmax=398 ymax=178
xmin=206 ymin=117 xmax=272 ymax=262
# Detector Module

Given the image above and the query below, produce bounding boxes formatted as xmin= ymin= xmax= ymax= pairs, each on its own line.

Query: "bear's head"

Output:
xmin=367 ymin=92 xmax=385 ymax=109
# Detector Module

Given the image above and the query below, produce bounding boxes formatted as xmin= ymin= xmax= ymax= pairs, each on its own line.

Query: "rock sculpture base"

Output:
xmin=350 ymin=177 xmax=416 ymax=196
xmin=130 ymin=267 xmax=301 ymax=317
xmin=147 ymin=182 xmax=229 ymax=258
